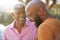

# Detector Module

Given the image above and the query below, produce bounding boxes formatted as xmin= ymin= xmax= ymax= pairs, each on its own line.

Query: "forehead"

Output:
xmin=13 ymin=6 xmax=25 ymax=14
xmin=13 ymin=3 xmax=25 ymax=13
xmin=14 ymin=8 xmax=25 ymax=15
xmin=26 ymin=6 xmax=37 ymax=16
xmin=15 ymin=8 xmax=24 ymax=12
xmin=27 ymin=6 xmax=35 ymax=13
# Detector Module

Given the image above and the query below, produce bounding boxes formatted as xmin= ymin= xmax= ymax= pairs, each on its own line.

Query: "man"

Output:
xmin=25 ymin=0 xmax=60 ymax=40
xmin=25 ymin=1 xmax=42 ymax=28
xmin=2 ymin=2 xmax=37 ymax=40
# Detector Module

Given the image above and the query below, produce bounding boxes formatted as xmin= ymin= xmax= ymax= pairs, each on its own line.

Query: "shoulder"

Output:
xmin=38 ymin=18 xmax=60 ymax=32
xmin=41 ymin=18 xmax=60 ymax=26
xmin=3 ymin=23 xmax=12 ymax=34
xmin=44 ymin=18 xmax=60 ymax=27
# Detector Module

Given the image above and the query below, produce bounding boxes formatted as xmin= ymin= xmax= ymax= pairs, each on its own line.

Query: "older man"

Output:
xmin=2 ymin=2 xmax=37 ymax=40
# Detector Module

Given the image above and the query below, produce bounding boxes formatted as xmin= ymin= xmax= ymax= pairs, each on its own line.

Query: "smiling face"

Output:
xmin=12 ymin=3 xmax=26 ymax=25
xmin=26 ymin=9 xmax=36 ymax=22
xmin=14 ymin=9 xmax=26 ymax=25
xmin=25 ymin=4 xmax=37 ymax=22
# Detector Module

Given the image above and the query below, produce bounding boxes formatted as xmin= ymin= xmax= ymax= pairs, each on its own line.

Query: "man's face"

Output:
xmin=26 ymin=6 xmax=36 ymax=22
xmin=14 ymin=8 xmax=26 ymax=25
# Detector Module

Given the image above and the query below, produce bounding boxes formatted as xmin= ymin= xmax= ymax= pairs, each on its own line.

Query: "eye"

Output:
xmin=27 ymin=12 xmax=32 ymax=17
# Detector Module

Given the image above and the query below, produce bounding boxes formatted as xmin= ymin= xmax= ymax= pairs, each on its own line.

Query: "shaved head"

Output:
xmin=25 ymin=1 xmax=40 ymax=15
xmin=25 ymin=1 xmax=46 ymax=16
xmin=25 ymin=1 xmax=51 ymax=22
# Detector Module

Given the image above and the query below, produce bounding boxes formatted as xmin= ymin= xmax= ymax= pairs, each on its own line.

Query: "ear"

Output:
xmin=37 ymin=7 xmax=43 ymax=16
xmin=10 ymin=12 xmax=15 ymax=18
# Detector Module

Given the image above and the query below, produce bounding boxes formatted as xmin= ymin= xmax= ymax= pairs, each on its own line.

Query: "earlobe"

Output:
xmin=10 ymin=12 xmax=14 ymax=18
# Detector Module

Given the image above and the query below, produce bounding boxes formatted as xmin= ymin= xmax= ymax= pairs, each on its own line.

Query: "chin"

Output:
xmin=29 ymin=19 xmax=34 ymax=22
xmin=19 ymin=23 xmax=25 ymax=26
xmin=19 ymin=22 xmax=25 ymax=24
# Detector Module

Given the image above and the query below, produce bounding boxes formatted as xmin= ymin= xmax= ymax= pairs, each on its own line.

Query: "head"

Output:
xmin=25 ymin=1 xmax=42 ymax=27
xmin=25 ymin=1 xmax=51 ymax=27
xmin=11 ymin=2 xmax=26 ymax=26
xmin=25 ymin=1 xmax=40 ymax=22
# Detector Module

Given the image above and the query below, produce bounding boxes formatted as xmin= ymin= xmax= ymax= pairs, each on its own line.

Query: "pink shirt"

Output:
xmin=2 ymin=20 xmax=37 ymax=40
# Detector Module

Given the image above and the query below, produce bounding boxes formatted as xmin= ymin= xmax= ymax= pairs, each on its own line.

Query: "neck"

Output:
xmin=14 ymin=22 xmax=25 ymax=33
xmin=42 ymin=16 xmax=51 ymax=22
xmin=40 ymin=13 xmax=51 ymax=22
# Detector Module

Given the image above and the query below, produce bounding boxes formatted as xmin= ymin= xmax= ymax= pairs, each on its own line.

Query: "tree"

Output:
xmin=45 ymin=0 xmax=56 ymax=9
xmin=49 ymin=0 xmax=56 ymax=9
xmin=26 ymin=0 xmax=31 ymax=5
xmin=46 ymin=0 xmax=49 ymax=9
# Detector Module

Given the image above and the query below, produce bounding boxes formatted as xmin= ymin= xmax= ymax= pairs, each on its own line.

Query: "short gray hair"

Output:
xmin=12 ymin=2 xmax=25 ymax=14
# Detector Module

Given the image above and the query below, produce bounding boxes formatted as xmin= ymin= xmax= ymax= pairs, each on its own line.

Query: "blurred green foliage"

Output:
xmin=0 ymin=12 xmax=14 ymax=26
xmin=48 ymin=4 xmax=60 ymax=20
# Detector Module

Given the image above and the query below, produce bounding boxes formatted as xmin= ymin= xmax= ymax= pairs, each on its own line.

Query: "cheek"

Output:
xmin=31 ymin=15 xmax=35 ymax=19
xmin=29 ymin=14 xmax=34 ymax=19
xmin=19 ymin=16 xmax=26 ymax=21
xmin=14 ymin=16 xmax=19 ymax=20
